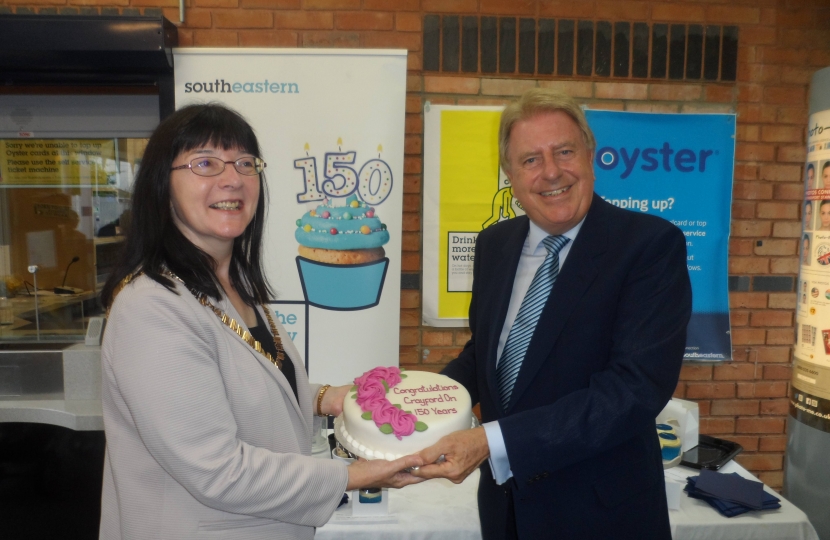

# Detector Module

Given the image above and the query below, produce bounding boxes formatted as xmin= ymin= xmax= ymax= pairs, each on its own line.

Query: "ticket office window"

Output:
xmin=0 ymin=95 xmax=157 ymax=341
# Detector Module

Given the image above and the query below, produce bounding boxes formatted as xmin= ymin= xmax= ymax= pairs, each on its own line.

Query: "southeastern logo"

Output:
xmin=183 ymin=79 xmax=299 ymax=94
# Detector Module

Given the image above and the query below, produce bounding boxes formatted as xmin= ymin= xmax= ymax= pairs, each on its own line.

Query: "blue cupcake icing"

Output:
xmin=295 ymin=194 xmax=390 ymax=250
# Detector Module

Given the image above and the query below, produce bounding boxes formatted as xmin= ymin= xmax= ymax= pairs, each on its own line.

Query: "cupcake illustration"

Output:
xmin=295 ymin=194 xmax=390 ymax=310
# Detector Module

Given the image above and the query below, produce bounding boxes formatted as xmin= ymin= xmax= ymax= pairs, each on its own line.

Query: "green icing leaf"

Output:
xmin=379 ymin=423 xmax=394 ymax=435
xmin=382 ymin=380 xmax=389 ymax=392
xmin=361 ymin=411 xmax=373 ymax=420
xmin=350 ymin=385 xmax=357 ymax=392
xmin=350 ymin=393 xmax=357 ymax=400
xmin=392 ymin=403 xmax=402 ymax=409
xmin=400 ymin=373 xmax=408 ymax=379
xmin=400 ymin=367 xmax=406 ymax=371
xmin=414 ymin=422 xmax=428 ymax=432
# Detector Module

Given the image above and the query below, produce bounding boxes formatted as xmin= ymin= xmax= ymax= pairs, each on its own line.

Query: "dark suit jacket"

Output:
xmin=443 ymin=194 xmax=692 ymax=540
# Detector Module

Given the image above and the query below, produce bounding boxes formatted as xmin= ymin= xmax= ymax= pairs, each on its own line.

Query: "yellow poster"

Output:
xmin=424 ymin=105 xmax=522 ymax=325
xmin=0 ymin=139 xmax=115 ymax=186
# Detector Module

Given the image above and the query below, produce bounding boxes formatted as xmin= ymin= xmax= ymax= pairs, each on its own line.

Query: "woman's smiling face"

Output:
xmin=169 ymin=144 xmax=261 ymax=258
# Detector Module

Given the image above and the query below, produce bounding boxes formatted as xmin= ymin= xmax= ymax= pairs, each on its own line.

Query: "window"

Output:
xmin=0 ymin=137 xmax=146 ymax=341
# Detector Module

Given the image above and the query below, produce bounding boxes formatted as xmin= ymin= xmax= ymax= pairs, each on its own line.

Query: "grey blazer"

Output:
xmin=100 ymin=275 xmax=348 ymax=540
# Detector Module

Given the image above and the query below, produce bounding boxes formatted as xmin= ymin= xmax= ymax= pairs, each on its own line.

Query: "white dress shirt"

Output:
xmin=482 ymin=217 xmax=585 ymax=484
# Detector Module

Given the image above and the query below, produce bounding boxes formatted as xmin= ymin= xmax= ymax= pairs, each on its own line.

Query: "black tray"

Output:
xmin=680 ymin=434 xmax=743 ymax=470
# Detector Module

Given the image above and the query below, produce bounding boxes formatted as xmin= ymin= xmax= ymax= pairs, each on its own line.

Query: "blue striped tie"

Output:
xmin=497 ymin=235 xmax=570 ymax=412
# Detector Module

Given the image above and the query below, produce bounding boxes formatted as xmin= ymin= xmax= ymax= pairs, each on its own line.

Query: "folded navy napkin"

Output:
xmin=694 ymin=468 xmax=764 ymax=509
xmin=685 ymin=470 xmax=781 ymax=517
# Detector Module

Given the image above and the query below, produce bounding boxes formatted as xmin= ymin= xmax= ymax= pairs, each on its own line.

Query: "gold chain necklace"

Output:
xmin=118 ymin=270 xmax=284 ymax=370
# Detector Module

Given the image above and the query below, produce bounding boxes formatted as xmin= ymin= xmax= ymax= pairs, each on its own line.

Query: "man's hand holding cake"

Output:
xmin=411 ymin=427 xmax=491 ymax=485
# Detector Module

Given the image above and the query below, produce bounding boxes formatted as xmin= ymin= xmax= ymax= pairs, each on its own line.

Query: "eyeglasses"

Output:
xmin=171 ymin=156 xmax=266 ymax=177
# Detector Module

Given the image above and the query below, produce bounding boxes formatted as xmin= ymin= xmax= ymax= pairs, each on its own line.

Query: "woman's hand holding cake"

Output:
xmin=318 ymin=383 xmax=351 ymax=417
xmin=345 ymin=454 xmax=425 ymax=491
xmin=318 ymin=380 xmax=424 ymax=491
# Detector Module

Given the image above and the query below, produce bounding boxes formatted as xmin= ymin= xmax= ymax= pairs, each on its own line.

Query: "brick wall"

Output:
xmin=3 ymin=0 xmax=829 ymax=490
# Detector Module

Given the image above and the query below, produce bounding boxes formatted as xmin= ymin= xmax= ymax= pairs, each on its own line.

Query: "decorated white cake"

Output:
xmin=335 ymin=367 xmax=473 ymax=460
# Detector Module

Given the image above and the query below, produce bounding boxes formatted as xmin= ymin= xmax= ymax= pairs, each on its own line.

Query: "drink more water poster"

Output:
xmin=423 ymin=106 xmax=734 ymax=361
xmin=175 ymin=49 xmax=407 ymax=383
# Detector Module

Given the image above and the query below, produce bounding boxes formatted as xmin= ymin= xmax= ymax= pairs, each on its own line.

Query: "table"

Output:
xmin=317 ymin=462 xmax=818 ymax=540
xmin=668 ymin=461 xmax=819 ymax=540
xmin=317 ymin=469 xmax=482 ymax=540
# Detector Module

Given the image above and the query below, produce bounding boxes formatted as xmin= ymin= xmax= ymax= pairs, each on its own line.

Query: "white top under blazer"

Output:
xmin=100 ymin=275 xmax=348 ymax=540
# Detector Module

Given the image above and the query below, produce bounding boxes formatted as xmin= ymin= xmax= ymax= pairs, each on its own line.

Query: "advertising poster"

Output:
xmin=423 ymin=105 xmax=513 ymax=325
xmin=174 ymin=49 xmax=407 ymax=384
xmin=423 ymin=106 xmax=734 ymax=361
xmin=0 ymin=139 xmax=115 ymax=186
xmin=587 ymin=110 xmax=735 ymax=361
xmin=792 ymin=107 xmax=830 ymax=431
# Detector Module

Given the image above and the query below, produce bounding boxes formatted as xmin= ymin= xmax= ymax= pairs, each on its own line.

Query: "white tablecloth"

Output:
xmin=317 ymin=460 xmax=818 ymax=540
xmin=316 ymin=469 xmax=482 ymax=540
xmin=667 ymin=461 xmax=819 ymax=540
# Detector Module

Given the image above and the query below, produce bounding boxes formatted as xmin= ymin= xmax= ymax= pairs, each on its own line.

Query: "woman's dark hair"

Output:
xmin=101 ymin=103 xmax=272 ymax=308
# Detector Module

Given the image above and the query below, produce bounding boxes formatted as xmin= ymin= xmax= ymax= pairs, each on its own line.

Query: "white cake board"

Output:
xmin=333 ymin=414 xmax=477 ymax=461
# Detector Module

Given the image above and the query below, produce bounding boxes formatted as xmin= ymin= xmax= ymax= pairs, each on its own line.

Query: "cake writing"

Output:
xmin=351 ymin=366 xmax=428 ymax=439
xmin=401 ymin=394 xmax=458 ymax=406
xmin=393 ymin=383 xmax=459 ymax=395
xmin=412 ymin=407 xmax=458 ymax=416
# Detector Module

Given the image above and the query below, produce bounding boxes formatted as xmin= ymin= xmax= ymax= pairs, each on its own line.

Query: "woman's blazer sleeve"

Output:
xmin=103 ymin=279 xmax=348 ymax=527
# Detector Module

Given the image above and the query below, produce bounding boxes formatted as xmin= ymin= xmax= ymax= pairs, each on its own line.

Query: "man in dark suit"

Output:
xmin=412 ymin=89 xmax=692 ymax=540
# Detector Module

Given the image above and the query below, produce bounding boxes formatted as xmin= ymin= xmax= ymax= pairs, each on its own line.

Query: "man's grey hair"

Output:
xmin=499 ymin=88 xmax=596 ymax=172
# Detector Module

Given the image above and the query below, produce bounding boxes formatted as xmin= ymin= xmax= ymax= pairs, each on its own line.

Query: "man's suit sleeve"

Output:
xmin=441 ymin=230 xmax=485 ymax=406
xmin=499 ymin=223 xmax=691 ymax=483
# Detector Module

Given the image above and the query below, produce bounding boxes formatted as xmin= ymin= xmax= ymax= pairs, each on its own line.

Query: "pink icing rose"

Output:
xmin=365 ymin=366 xmax=402 ymax=387
xmin=372 ymin=403 xmax=417 ymax=439
xmin=361 ymin=394 xmax=387 ymax=413
xmin=372 ymin=403 xmax=398 ymax=425
xmin=388 ymin=408 xmax=417 ymax=439
xmin=355 ymin=380 xmax=385 ymax=408
xmin=353 ymin=367 xmax=418 ymax=439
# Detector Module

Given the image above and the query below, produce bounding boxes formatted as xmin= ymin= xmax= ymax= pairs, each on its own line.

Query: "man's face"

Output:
xmin=821 ymin=203 xmax=830 ymax=229
xmin=824 ymin=166 xmax=830 ymax=186
xmin=505 ymin=111 xmax=595 ymax=235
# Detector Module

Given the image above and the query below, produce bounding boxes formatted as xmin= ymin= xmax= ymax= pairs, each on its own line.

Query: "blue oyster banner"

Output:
xmin=586 ymin=110 xmax=735 ymax=362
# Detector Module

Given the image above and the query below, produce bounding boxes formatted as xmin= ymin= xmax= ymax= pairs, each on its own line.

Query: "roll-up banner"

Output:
xmin=792 ymin=105 xmax=830 ymax=426
xmin=423 ymin=105 xmax=735 ymax=361
xmin=174 ymin=49 xmax=407 ymax=384
xmin=786 ymin=66 xmax=830 ymax=540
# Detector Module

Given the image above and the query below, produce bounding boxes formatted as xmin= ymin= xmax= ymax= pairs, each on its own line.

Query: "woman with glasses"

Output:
xmin=99 ymin=104 xmax=421 ymax=539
